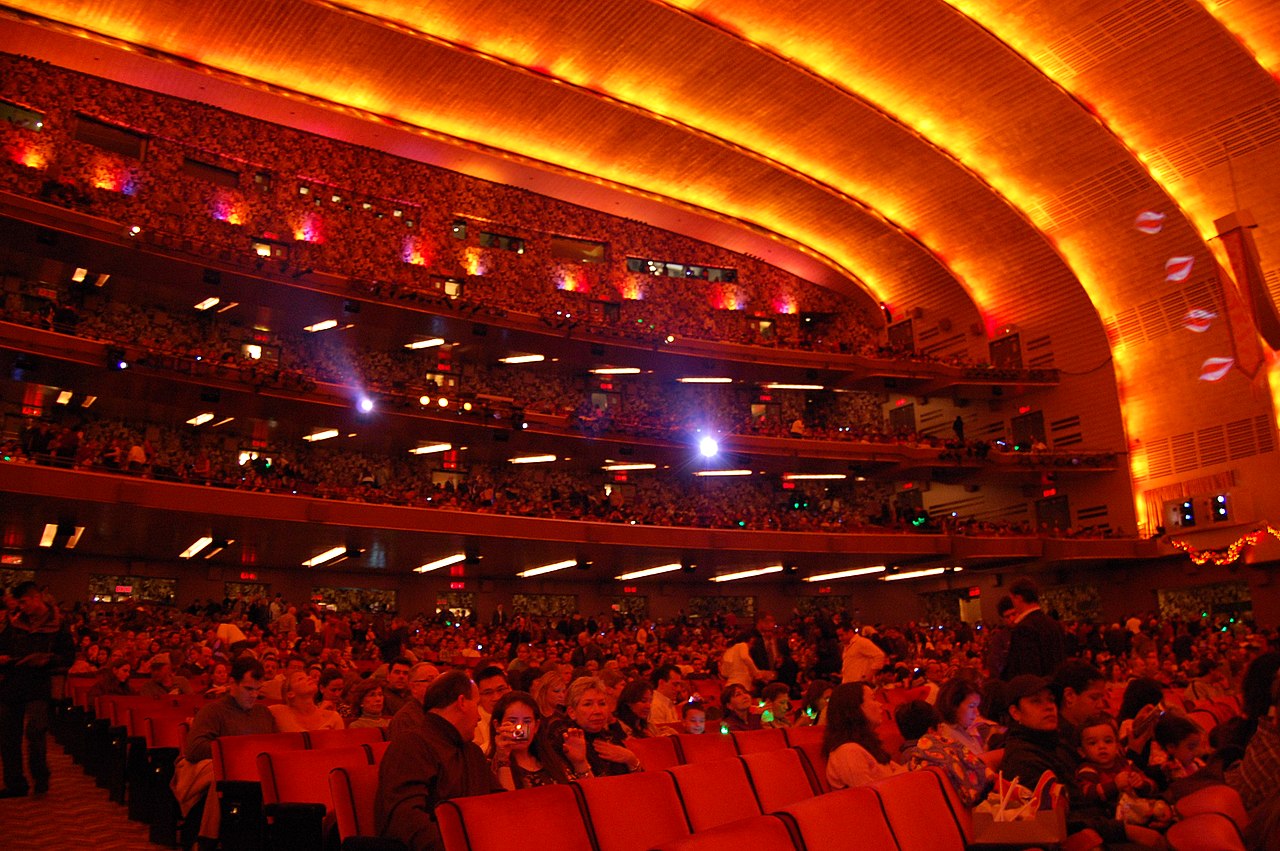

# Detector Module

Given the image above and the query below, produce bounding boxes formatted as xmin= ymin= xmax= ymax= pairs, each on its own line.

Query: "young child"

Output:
xmin=760 ymin=683 xmax=794 ymax=729
xmin=1075 ymin=713 xmax=1171 ymax=830
xmin=1152 ymin=715 xmax=1206 ymax=782
xmin=681 ymin=700 xmax=706 ymax=735
xmin=894 ymin=699 xmax=991 ymax=807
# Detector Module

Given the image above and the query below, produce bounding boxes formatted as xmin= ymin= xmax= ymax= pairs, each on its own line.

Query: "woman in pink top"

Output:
xmin=823 ymin=682 xmax=904 ymax=789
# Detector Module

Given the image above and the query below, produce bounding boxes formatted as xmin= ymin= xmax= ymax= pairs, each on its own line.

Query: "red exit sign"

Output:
xmin=449 ymin=581 xmax=466 ymax=590
xmin=239 ymin=571 xmax=258 ymax=581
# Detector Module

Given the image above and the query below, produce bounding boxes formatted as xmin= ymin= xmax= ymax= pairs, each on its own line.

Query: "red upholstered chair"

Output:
xmin=870 ymin=768 xmax=968 ymax=851
xmin=669 ymin=758 xmax=762 ymax=831
xmin=741 ymin=748 xmax=817 ymax=812
xmin=366 ymin=739 xmax=390 ymax=762
xmin=1187 ymin=709 xmax=1218 ymax=735
xmin=438 ymin=782 xmax=593 ymax=851
xmin=575 ymin=770 xmax=691 ymax=851
xmin=213 ymin=732 xmax=308 ymax=783
xmin=652 ymin=814 xmax=798 ymax=851
xmin=1165 ymin=812 xmax=1246 ymax=851
xmin=306 ymin=726 xmax=385 ymax=749
xmin=625 ymin=734 xmax=683 ymax=770
xmin=1175 ymin=784 xmax=1248 ymax=833
xmin=792 ymin=742 xmax=831 ymax=794
xmin=328 ymin=763 xmax=380 ymax=845
xmin=677 ymin=732 xmax=738 ymax=764
xmin=776 ymin=786 xmax=898 ymax=851
xmin=257 ymin=745 xmax=372 ymax=808
xmin=732 ymin=728 xmax=787 ymax=754
xmin=782 ymin=725 xmax=824 ymax=747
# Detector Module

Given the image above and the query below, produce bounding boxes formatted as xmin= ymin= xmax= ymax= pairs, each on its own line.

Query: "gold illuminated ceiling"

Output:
xmin=6 ymin=0 xmax=1280 ymax=532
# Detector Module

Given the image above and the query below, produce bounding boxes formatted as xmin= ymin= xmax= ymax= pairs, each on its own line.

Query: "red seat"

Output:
xmin=1187 ymin=709 xmax=1218 ymax=735
xmin=67 ymin=674 xmax=98 ymax=708
xmin=677 ymin=732 xmax=738 ymax=764
xmin=1165 ymin=812 xmax=1246 ymax=851
xmin=741 ymin=748 xmax=817 ymax=812
xmin=438 ymin=782 xmax=593 ymax=851
xmin=792 ymin=741 xmax=831 ymax=793
xmin=306 ymin=726 xmax=385 ymax=749
xmin=576 ymin=770 xmax=690 ymax=851
xmin=625 ymin=735 xmax=682 ymax=770
xmin=1175 ymin=784 xmax=1248 ymax=833
xmin=732 ymin=728 xmax=787 ymax=754
xmin=366 ymin=739 xmax=390 ymax=762
xmin=782 ymin=725 xmax=824 ymax=747
xmin=687 ymin=677 xmax=723 ymax=705
xmin=213 ymin=732 xmax=307 ymax=783
xmin=669 ymin=758 xmax=761 ymax=831
xmin=329 ymin=763 xmax=380 ymax=843
xmin=871 ymin=769 xmax=968 ymax=851
xmin=652 ymin=814 xmax=797 ymax=851
xmin=777 ymin=786 xmax=898 ymax=851
xmin=256 ymin=745 xmax=373 ymax=809
xmin=138 ymin=708 xmax=192 ymax=749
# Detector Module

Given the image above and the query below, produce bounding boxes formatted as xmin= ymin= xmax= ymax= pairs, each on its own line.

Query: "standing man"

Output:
xmin=0 ymin=581 xmax=74 ymax=797
xmin=838 ymin=623 xmax=886 ymax=685
xmin=376 ymin=671 xmax=501 ymax=851
xmin=1002 ymin=579 xmax=1067 ymax=680
xmin=749 ymin=611 xmax=797 ymax=688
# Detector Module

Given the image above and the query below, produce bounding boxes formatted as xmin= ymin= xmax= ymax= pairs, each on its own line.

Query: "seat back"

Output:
xmin=257 ymin=745 xmax=372 ymax=808
xmin=139 ymin=708 xmax=192 ymax=749
xmin=777 ymin=786 xmax=898 ymax=851
xmin=677 ymin=732 xmax=738 ymax=764
xmin=1175 ymin=784 xmax=1248 ymax=832
xmin=732 ymin=728 xmax=787 ymax=754
xmin=306 ymin=726 xmax=385 ymax=748
xmin=741 ymin=748 xmax=817 ymax=812
xmin=652 ymin=814 xmax=798 ymax=851
xmin=576 ymin=770 xmax=691 ymax=851
xmin=367 ymin=739 xmax=390 ymax=762
xmin=782 ymin=725 xmax=824 ymax=747
xmin=1188 ymin=709 xmax=1219 ymax=735
xmin=668 ymin=758 xmax=761 ymax=831
xmin=213 ymin=731 xmax=307 ymax=782
xmin=438 ymin=782 xmax=593 ymax=851
xmin=329 ymin=763 xmax=381 ymax=841
xmin=1165 ymin=812 xmax=1246 ymax=851
xmin=792 ymin=741 xmax=831 ymax=793
xmin=67 ymin=674 xmax=98 ymax=709
xmin=871 ymin=769 xmax=967 ymax=851
xmin=626 ymin=735 xmax=683 ymax=770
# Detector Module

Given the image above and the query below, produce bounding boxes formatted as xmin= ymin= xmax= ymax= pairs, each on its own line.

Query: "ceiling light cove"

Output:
xmin=415 ymin=553 xmax=467 ymax=573
xmin=614 ymin=563 xmax=683 ymax=580
xmin=517 ymin=559 xmax=577 ymax=578
xmin=712 ymin=565 xmax=784 ymax=582
xmin=804 ymin=565 xmax=886 ymax=582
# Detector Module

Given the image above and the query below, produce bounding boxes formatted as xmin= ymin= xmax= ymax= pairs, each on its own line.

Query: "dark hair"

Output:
xmin=1078 ymin=712 xmax=1119 ymax=740
xmin=996 ymin=595 xmax=1015 ymax=616
xmin=230 ymin=655 xmax=265 ymax=683
xmin=935 ymin=678 xmax=981 ymax=725
xmin=1241 ymin=652 xmax=1280 ymax=721
xmin=1009 ymin=579 xmax=1039 ymax=604
xmin=1154 ymin=714 xmax=1201 ymax=750
xmin=1052 ymin=660 xmax=1104 ymax=702
xmin=822 ymin=682 xmax=890 ymax=763
xmin=422 ymin=670 xmax=474 ymax=710
xmin=721 ymin=683 xmax=750 ymax=709
xmin=475 ymin=665 xmax=508 ymax=686
xmin=12 ymin=581 xmax=39 ymax=599
xmin=762 ymin=683 xmax=791 ymax=703
xmin=681 ymin=700 xmax=705 ymax=719
xmin=894 ymin=699 xmax=941 ymax=741
xmin=651 ymin=664 xmax=680 ymax=688
xmin=615 ymin=680 xmax=653 ymax=736
xmin=390 ymin=656 xmax=414 ymax=670
xmin=489 ymin=691 xmax=573 ymax=784
xmin=1117 ymin=677 xmax=1165 ymax=722
xmin=346 ymin=678 xmax=384 ymax=715
xmin=318 ymin=667 xmax=345 ymax=689
xmin=486 ymin=691 xmax=540 ymax=756
xmin=800 ymin=679 xmax=834 ymax=717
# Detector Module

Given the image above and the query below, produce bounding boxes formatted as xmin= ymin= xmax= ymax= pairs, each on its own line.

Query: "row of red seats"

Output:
xmin=624 ymin=726 xmax=824 ymax=771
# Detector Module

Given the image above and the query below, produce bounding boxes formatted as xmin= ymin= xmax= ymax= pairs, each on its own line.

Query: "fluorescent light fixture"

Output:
xmin=602 ymin=463 xmax=656 ymax=471
xmin=405 ymin=338 xmax=445 ymax=349
xmin=71 ymin=267 xmax=88 ymax=282
xmin=303 ymin=546 xmax=347 ymax=567
xmin=303 ymin=429 xmax=339 ymax=442
xmin=39 ymin=524 xmax=57 ymax=548
xmin=677 ymin=377 xmax=732 ymax=384
xmin=615 ymin=563 xmax=682 ymax=580
xmin=510 ymin=455 xmax=557 ymax=464
xmin=216 ymin=301 xmax=239 ymax=314
xmin=712 ymin=565 xmax=784 ymax=583
xmin=94 ymin=274 xmax=110 ymax=287
xmin=194 ymin=297 xmax=220 ymax=311
xmin=499 ymin=354 xmax=545 ymax=364
xmin=203 ymin=539 xmax=233 ymax=560
xmin=694 ymin=469 xmax=752 ymax=477
xmin=179 ymin=536 xmax=213 ymax=559
xmin=65 ymin=526 xmax=84 ymax=549
xmin=210 ymin=417 xmax=234 ymax=428
xmin=804 ymin=566 xmax=887 ymax=583
xmin=517 ymin=559 xmax=578 ymax=578
xmin=409 ymin=443 xmax=452 ymax=455
xmin=765 ymin=384 xmax=824 ymax=390
xmin=304 ymin=319 xmax=338 ymax=332
xmin=415 ymin=553 xmax=467 ymax=573
xmin=186 ymin=412 xmax=215 ymax=426
xmin=80 ymin=396 xmax=97 ymax=408
xmin=881 ymin=567 xmax=947 ymax=582
xmin=590 ymin=367 xmax=641 ymax=375
xmin=55 ymin=390 xmax=73 ymax=405
xmin=783 ymin=473 xmax=847 ymax=481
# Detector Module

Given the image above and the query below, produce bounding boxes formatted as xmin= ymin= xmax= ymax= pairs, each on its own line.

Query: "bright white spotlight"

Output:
xmin=698 ymin=436 xmax=719 ymax=458
xmin=358 ymin=397 xmax=374 ymax=413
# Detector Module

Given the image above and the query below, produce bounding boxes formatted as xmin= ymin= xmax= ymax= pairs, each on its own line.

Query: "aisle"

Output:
xmin=0 ymin=739 xmax=158 ymax=851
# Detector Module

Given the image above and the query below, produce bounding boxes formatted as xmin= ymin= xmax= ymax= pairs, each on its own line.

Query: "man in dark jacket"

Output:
xmin=376 ymin=670 xmax=501 ymax=851
xmin=0 ymin=581 xmax=74 ymax=796
xmin=1001 ymin=578 xmax=1066 ymax=680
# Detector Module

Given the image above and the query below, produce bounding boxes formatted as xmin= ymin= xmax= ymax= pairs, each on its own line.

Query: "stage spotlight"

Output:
xmin=358 ymin=397 xmax=374 ymax=413
xmin=698 ymin=436 xmax=718 ymax=458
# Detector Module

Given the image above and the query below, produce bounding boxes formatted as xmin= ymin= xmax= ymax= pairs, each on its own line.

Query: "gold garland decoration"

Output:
xmin=1169 ymin=524 xmax=1280 ymax=566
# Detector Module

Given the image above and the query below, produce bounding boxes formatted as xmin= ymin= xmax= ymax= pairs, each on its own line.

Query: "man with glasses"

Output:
xmin=473 ymin=665 xmax=510 ymax=751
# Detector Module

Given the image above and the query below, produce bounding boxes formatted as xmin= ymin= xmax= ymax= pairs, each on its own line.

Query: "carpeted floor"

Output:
xmin=0 ymin=739 xmax=159 ymax=851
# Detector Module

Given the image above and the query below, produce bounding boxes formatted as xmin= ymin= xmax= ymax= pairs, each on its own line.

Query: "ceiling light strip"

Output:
xmin=517 ymin=559 xmax=578 ymax=578
xmin=712 ymin=565 xmax=784 ymax=583
xmin=614 ymin=563 xmax=683 ymax=580
xmin=804 ymin=565 xmax=886 ymax=582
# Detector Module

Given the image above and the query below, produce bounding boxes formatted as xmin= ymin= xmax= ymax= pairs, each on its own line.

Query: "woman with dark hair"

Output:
xmin=346 ymin=679 xmax=391 ymax=728
xmin=615 ymin=680 xmax=658 ymax=738
xmin=1116 ymin=677 xmax=1167 ymax=755
xmin=721 ymin=683 xmax=762 ymax=732
xmin=488 ymin=690 xmax=591 ymax=790
xmin=795 ymin=679 xmax=833 ymax=726
xmin=822 ymin=682 xmax=903 ymax=789
xmin=935 ymin=677 xmax=988 ymax=757
xmin=88 ymin=657 xmax=135 ymax=699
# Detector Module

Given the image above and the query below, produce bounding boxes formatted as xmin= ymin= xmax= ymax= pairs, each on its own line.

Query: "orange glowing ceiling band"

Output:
xmin=0 ymin=6 xmax=859 ymax=295
xmin=1193 ymin=1 xmax=1280 ymax=78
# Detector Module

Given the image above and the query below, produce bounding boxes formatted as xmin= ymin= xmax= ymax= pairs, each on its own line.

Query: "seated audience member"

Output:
xmin=615 ymin=680 xmax=660 ymax=738
xmin=823 ymin=682 xmax=903 ymax=789
xmin=139 ymin=655 xmax=192 ymax=698
xmin=531 ymin=671 xmax=567 ymax=721
xmin=376 ymin=670 xmax=501 ymax=851
xmin=1074 ymin=713 xmax=1163 ymax=828
xmin=1183 ymin=659 xmax=1230 ymax=703
xmin=649 ymin=664 xmax=685 ymax=728
xmin=173 ymin=656 xmax=276 ymax=848
xmin=544 ymin=676 xmax=641 ymax=777
xmin=387 ymin=662 xmax=440 ymax=740
xmin=796 ymin=679 xmax=833 ymax=726
xmin=1150 ymin=715 xmax=1206 ymax=785
xmin=474 ymin=665 xmax=511 ymax=752
xmin=487 ymin=691 xmax=591 ymax=790
xmin=681 ymin=700 xmax=707 ymax=735
xmin=1116 ymin=677 xmax=1167 ymax=756
xmin=88 ymin=657 xmax=134 ymax=699
xmin=381 ymin=657 xmax=416 ymax=716
xmin=761 ymin=682 xmax=794 ymax=728
xmin=347 ymin=678 xmax=392 ymax=728
xmin=721 ymin=683 xmax=763 ymax=732
xmin=895 ymin=699 xmax=991 ymax=807
xmin=269 ymin=671 xmax=344 ymax=732
xmin=935 ymin=677 xmax=988 ymax=756
xmin=258 ymin=653 xmax=285 ymax=701
xmin=202 ymin=662 xmax=232 ymax=699
xmin=1227 ymin=670 xmax=1280 ymax=813
xmin=317 ymin=668 xmax=346 ymax=712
